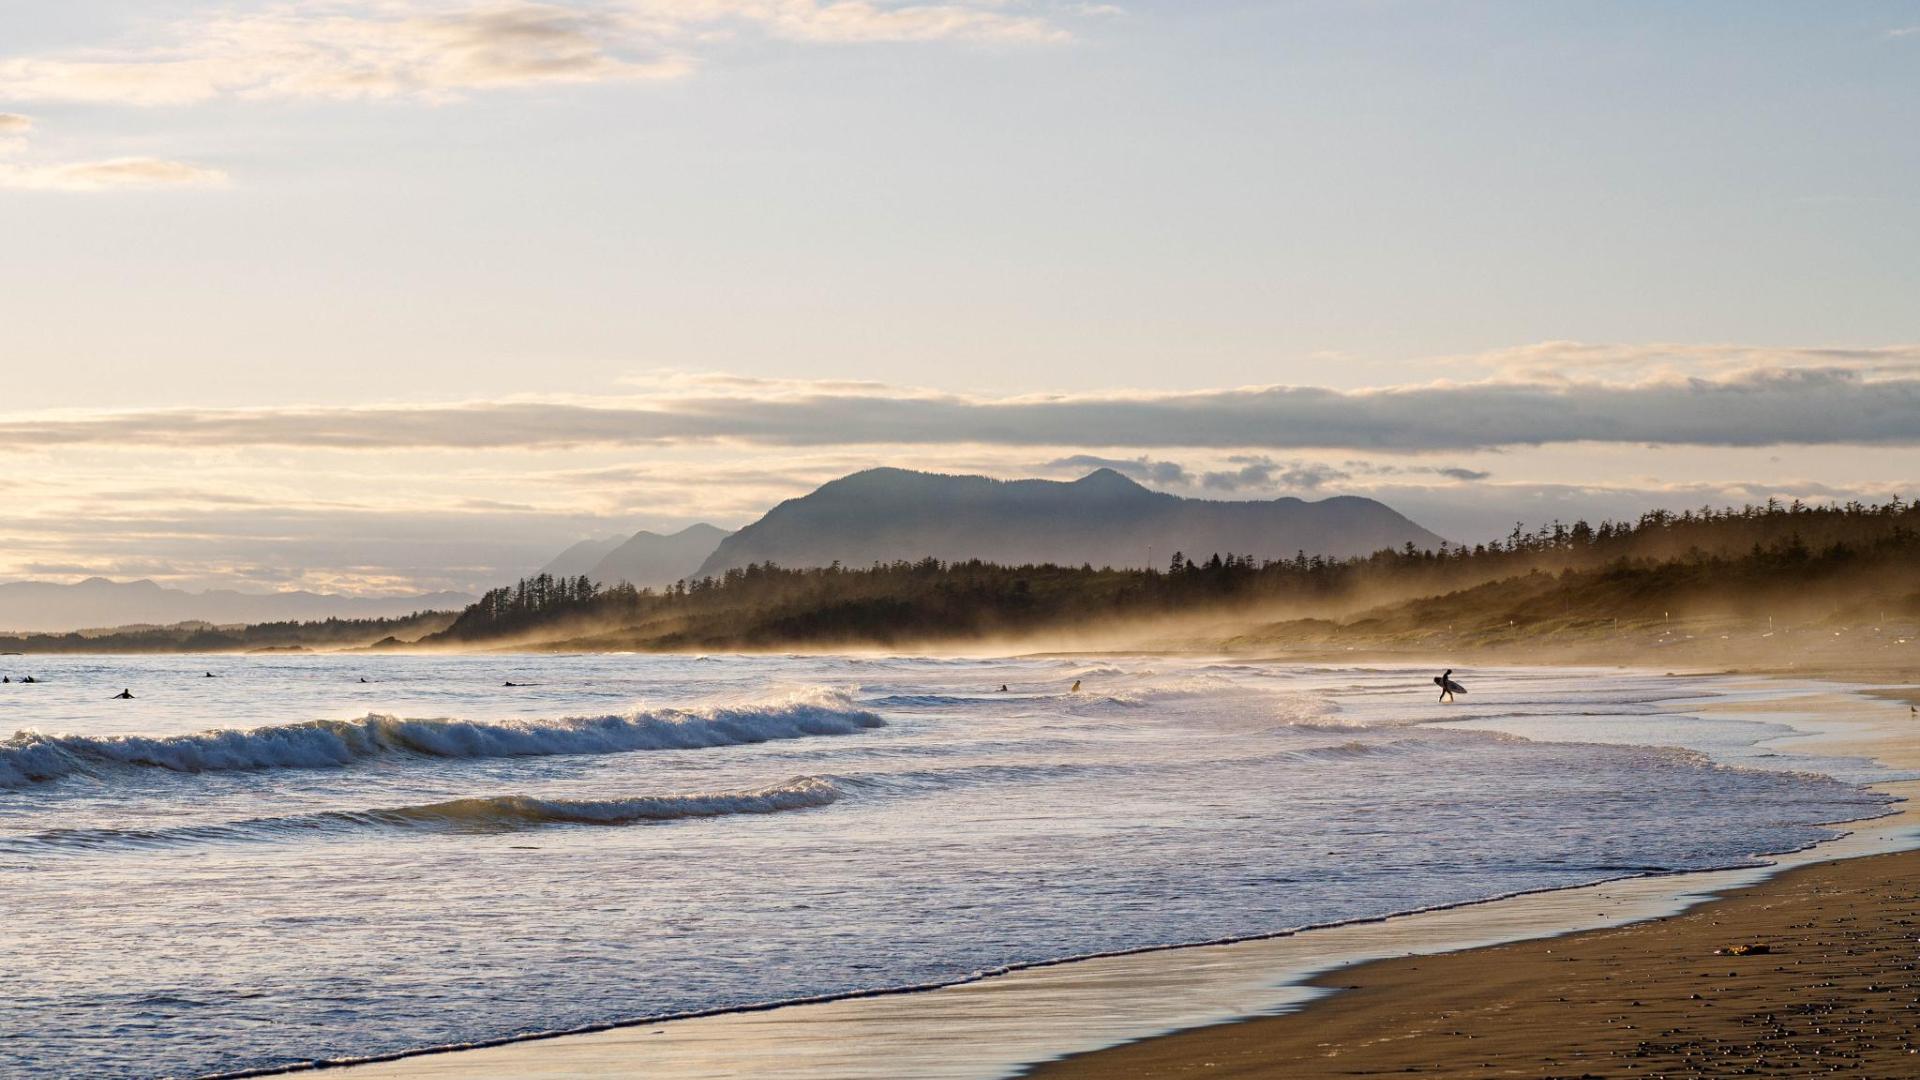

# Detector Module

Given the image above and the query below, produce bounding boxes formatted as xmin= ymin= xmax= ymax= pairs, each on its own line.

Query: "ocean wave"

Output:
xmin=862 ymin=693 xmax=984 ymax=708
xmin=6 ymin=776 xmax=843 ymax=854
xmin=1278 ymin=736 xmax=1450 ymax=761
xmin=0 ymin=690 xmax=884 ymax=789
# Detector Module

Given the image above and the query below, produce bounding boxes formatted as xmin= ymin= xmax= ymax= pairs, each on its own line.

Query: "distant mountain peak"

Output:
xmin=575 ymin=523 xmax=733 ymax=588
xmin=1070 ymin=468 xmax=1151 ymax=493
xmin=695 ymin=467 xmax=1444 ymax=577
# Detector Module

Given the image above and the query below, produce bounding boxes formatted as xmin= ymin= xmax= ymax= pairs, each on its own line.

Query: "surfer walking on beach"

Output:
xmin=1434 ymin=669 xmax=1464 ymax=704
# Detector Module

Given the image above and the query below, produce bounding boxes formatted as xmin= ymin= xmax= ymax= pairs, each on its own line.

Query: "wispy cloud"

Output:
xmin=0 ymin=3 xmax=688 ymax=106
xmin=0 ymin=0 xmax=1069 ymax=107
xmin=0 ymin=156 xmax=229 ymax=192
xmin=0 ymin=113 xmax=226 ymax=191
xmin=4 ymin=352 xmax=1916 ymax=451
xmin=1447 ymin=341 xmax=1920 ymax=382
xmin=695 ymin=0 xmax=1070 ymax=44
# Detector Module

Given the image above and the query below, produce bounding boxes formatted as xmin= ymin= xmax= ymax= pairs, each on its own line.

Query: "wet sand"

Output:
xmin=1031 ymin=684 xmax=1920 ymax=1079
xmin=1031 ymin=847 xmax=1920 ymax=1078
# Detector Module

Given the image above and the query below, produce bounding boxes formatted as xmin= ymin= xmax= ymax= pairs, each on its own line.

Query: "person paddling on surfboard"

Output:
xmin=1434 ymin=669 xmax=1464 ymax=703
xmin=113 ymin=688 xmax=134 ymax=700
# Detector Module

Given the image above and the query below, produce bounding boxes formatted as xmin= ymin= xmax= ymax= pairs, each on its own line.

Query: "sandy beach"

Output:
xmin=1034 ymin=846 xmax=1920 ymax=1078
xmin=313 ymin=678 xmax=1920 ymax=1080
xmin=1033 ymin=684 xmax=1920 ymax=1079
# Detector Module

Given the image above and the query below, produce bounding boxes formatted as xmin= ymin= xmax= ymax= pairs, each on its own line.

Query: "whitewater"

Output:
xmin=0 ymin=653 xmax=1903 ymax=1079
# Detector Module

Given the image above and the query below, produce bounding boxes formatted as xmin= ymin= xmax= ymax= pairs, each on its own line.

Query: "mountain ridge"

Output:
xmin=588 ymin=523 xmax=733 ymax=588
xmin=695 ymin=468 xmax=1444 ymax=577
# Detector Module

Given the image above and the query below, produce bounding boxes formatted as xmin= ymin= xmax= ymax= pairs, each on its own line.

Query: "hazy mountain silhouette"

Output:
xmin=0 ymin=578 xmax=474 ymax=634
xmin=588 ymin=524 xmax=732 ymax=588
xmin=696 ymin=468 xmax=1444 ymax=577
xmin=539 ymin=536 xmax=629 ymax=579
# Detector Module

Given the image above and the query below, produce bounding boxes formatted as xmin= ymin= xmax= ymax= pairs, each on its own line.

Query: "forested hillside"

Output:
xmin=427 ymin=498 xmax=1920 ymax=652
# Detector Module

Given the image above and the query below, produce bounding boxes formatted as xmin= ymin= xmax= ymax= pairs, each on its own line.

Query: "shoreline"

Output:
xmin=1029 ymin=845 xmax=1920 ymax=1078
xmin=313 ymin=673 xmax=1920 ymax=1080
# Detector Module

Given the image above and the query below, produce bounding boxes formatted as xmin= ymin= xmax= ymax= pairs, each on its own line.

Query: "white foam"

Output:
xmin=0 ymin=689 xmax=884 ymax=788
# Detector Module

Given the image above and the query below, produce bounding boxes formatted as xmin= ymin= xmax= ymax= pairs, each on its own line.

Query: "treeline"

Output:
xmin=429 ymin=497 xmax=1920 ymax=650
xmin=0 ymin=610 xmax=457 ymax=654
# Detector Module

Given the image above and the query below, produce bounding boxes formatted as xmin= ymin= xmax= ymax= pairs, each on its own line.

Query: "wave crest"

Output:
xmin=374 ymin=776 xmax=843 ymax=830
xmin=0 ymin=690 xmax=884 ymax=789
xmin=6 ymin=777 xmax=843 ymax=854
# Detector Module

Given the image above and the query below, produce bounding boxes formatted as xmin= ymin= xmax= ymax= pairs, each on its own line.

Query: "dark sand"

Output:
xmin=1030 ymin=849 xmax=1920 ymax=1078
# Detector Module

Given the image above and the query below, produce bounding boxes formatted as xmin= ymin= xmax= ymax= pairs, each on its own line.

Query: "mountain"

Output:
xmin=539 ymin=535 xmax=629 ymax=579
xmin=695 ymin=468 xmax=1445 ymax=577
xmin=0 ymin=578 xmax=475 ymax=634
xmin=588 ymin=524 xmax=732 ymax=588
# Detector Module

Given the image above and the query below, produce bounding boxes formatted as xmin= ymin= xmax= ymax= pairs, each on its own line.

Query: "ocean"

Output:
xmin=0 ymin=654 xmax=1899 ymax=1079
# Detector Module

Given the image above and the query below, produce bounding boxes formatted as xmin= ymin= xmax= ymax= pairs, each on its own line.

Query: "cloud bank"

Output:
xmin=4 ymin=361 xmax=1914 ymax=452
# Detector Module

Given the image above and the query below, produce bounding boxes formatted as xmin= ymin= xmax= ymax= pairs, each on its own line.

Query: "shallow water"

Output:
xmin=0 ymin=655 xmax=1899 ymax=1079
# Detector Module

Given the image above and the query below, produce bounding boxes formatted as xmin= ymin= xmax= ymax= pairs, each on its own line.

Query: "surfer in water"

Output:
xmin=1070 ymin=679 xmax=1082 ymax=693
xmin=113 ymin=688 xmax=134 ymax=700
xmin=1434 ymin=669 xmax=1464 ymax=703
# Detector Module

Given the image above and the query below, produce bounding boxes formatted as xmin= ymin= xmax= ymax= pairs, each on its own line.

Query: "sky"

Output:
xmin=1 ymin=1 xmax=1917 ymax=595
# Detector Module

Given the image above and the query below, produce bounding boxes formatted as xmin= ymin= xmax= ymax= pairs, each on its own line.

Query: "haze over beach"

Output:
xmin=3 ymin=3 xmax=1919 ymax=1079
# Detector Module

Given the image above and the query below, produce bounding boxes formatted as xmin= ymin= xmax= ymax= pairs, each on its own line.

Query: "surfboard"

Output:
xmin=1434 ymin=676 xmax=1466 ymax=694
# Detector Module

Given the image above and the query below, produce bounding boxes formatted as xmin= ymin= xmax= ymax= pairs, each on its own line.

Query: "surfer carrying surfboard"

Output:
xmin=1434 ymin=669 xmax=1465 ymax=703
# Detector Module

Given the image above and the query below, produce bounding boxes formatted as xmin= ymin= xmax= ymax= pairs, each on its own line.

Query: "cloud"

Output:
xmin=1202 ymin=456 xmax=1350 ymax=492
xmin=5 ymin=356 xmax=1917 ymax=451
xmin=1435 ymin=467 xmax=1491 ymax=482
xmin=0 ymin=502 xmax=632 ymax=595
xmin=0 ymin=3 xmax=689 ymax=106
xmin=1042 ymin=454 xmax=1192 ymax=485
xmin=1453 ymin=341 xmax=1920 ymax=382
xmin=702 ymin=0 xmax=1069 ymax=44
xmin=0 ymin=114 xmax=225 ymax=191
xmin=0 ymin=156 xmax=230 ymax=191
xmin=0 ymin=0 xmax=1069 ymax=107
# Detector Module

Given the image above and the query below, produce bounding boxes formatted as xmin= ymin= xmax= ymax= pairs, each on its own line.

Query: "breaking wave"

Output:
xmin=4 ymin=777 xmax=844 ymax=854
xmin=0 ymin=690 xmax=884 ymax=789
